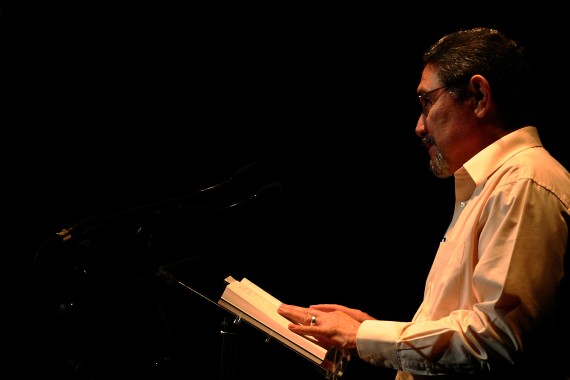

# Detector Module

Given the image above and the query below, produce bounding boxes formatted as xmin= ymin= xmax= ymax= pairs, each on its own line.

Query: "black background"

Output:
xmin=6 ymin=5 xmax=570 ymax=380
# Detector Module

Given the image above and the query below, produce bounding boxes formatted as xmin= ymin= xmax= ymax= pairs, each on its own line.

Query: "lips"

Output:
xmin=422 ymin=136 xmax=434 ymax=150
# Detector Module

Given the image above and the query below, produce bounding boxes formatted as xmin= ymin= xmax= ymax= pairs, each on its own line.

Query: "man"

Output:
xmin=278 ymin=27 xmax=570 ymax=379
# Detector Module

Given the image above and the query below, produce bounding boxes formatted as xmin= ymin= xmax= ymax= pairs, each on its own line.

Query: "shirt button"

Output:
xmin=460 ymin=201 xmax=466 ymax=208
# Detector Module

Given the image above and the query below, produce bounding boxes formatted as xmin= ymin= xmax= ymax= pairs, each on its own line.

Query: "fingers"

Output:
xmin=278 ymin=304 xmax=318 ymax=326
xmin=310 ymin=304 xmax=342 ymax=312
xmin=311 ymin=304 xmax=377 ymax=322
xmin=278 ymin=304 xmax=358 ymax=351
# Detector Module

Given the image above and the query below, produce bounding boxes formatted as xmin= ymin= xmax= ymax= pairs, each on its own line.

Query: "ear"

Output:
xmin=468 ymin=75 xmax=491 ymax=118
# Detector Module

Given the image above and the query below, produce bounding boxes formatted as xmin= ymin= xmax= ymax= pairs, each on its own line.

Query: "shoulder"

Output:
xmin=498 ymin=147 xmax=570 ymax=209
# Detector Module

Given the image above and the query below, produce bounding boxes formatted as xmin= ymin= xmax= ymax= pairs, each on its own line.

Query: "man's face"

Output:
xmin=415 ymin=65 xmax=475 ymax=178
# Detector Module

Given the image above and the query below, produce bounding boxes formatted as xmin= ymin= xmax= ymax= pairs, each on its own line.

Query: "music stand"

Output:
xmin=157 ymin=256 xmax=350 ymax=379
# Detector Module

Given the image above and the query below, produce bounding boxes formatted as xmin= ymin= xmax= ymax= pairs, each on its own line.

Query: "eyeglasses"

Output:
xmin=418 ymin=85 xmax=449 ymax=116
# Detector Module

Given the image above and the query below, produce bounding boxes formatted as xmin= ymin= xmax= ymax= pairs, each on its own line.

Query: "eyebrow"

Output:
xmin=417 ymin=84 xmax=445 ymax=95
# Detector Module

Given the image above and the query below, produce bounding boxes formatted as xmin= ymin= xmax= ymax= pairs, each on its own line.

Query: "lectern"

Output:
xmin=158 ymin=256 xmax=350 ymax=379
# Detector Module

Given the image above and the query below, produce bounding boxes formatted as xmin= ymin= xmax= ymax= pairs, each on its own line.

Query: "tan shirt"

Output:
xmin=356 ymin=127 xmax=570 ymax=378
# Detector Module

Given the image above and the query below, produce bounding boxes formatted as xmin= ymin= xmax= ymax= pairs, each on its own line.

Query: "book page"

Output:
xmin=223 ymin=280 xmax=290 ymax=330
xmin=220 ymin=279 xmax=327 ymax=360
xmin=240 ymin=278 xmax=282 ymax=307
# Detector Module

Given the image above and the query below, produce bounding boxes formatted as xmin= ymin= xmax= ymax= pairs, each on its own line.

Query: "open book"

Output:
xmin=218 ymin=276 xmax=327 ymax=362
xmin=218 ymin=276 xmax=349 ymax=377
xmin=157 ymin=257 xmax=349 ymax=378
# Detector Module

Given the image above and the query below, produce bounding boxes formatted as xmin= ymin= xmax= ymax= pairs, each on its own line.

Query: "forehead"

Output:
xmin=417 ymin=65 xmax=442 ymax=93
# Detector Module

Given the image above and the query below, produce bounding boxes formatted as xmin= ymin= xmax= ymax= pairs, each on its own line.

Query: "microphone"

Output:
xmin=192 ymin=161 xmax=259 ymax=195
xmin=225 ymin=180 xmax=283 ymax=208
xmin=47 ymin=162 xmax=264 ymax=244
xmin=177 ymin=180 xmax=284 ymax=210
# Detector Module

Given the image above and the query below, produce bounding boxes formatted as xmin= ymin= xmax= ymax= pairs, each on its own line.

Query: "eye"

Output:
xmin=419 ymin=94 xmax=434 ymax=114
xmin=418 ymin=85 xmax=449 ymax=116
xmin=424 ymin=97 xmax=434 ymax=112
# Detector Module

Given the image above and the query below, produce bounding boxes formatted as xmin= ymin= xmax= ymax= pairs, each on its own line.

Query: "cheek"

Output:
xmin=430 ymin=121 xmax=454 ymax=155
xmin=432 ymin=111 xmax=472 ymax=163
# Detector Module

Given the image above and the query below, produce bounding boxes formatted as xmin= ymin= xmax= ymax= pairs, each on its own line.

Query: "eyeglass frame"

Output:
xmin=418 ymin=85 xmax=449 ymax=116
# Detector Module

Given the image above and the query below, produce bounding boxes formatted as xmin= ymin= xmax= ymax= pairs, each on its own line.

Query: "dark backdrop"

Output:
xmin=6 ymin=5 xmax=569 ymax=380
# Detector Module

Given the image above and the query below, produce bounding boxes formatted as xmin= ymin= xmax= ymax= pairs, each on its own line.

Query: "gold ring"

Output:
xmin=310 ymin=315 xmax=317 ymax=326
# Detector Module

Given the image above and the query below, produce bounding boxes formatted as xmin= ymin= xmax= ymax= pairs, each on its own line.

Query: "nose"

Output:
xmin=415 ymin=114 xmax=427 ymax=137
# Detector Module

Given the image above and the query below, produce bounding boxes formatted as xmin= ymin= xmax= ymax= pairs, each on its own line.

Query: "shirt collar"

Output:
xmin=454 ymin=126 xmax=543 ymax=200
